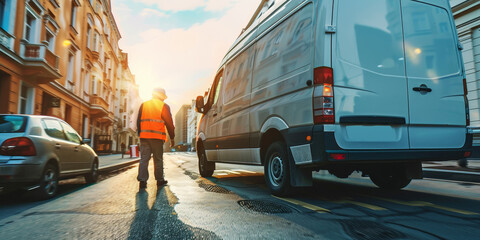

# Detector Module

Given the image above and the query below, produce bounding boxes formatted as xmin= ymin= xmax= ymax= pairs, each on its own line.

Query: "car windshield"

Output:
xmin=0 ymin=115 xmax=28 ymax=133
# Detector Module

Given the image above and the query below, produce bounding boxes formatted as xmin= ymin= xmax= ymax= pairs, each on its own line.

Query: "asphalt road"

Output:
xmin=1 ymin=152 xmax=480 ymax=239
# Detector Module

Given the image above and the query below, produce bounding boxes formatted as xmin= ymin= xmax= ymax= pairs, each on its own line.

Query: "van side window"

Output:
xmin=214 ymin=77 xmax=222 ymax=105
xmin=207 ymin=70 xmax=223 ymax=109
xmin=253 ymin=5 xmax=313 ymax=88
xmin=223 ymin=49 xmax=252 ymax=104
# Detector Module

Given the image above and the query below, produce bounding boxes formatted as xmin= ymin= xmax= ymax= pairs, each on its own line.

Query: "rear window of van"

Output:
xmin=0 ymin=115 xmax=27 ymax=133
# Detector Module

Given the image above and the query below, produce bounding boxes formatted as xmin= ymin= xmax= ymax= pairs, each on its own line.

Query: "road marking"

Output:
xmin=372 ymin=197 xmax=478 ymax=215
xmin=339 ymin=200 xmax=386 ymax=211
xmin=273 ymin=196 xmax=330 ymax=213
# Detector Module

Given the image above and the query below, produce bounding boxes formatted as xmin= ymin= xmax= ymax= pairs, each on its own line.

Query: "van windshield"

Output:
xmin=0 ymin=116 xmax=27 ymax=133
xmin=403 ymin=2 xmax=460 ymax=78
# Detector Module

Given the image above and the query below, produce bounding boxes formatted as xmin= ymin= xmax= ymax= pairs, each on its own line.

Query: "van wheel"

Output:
xmin=370 ymin=171 xmax=411 ymax=190
xmin=84 ymin=160 xmax=99 ymax=183
xmin=34 ymin=163 xmax=59 ymax=200
xmin=265 ymin=141 xmax=292 ymax=196
xmin=198 ymin=148 xmax=215 ymax=177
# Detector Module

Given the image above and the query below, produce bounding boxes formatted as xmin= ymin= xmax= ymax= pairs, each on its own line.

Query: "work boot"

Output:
xmin=139 ymin=181 xmax=147 ymax=189
xmin=157 ymin=180 xmax=168 ymax=186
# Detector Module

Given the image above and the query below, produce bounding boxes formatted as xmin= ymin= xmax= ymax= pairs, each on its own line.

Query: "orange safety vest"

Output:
xmin=139 ymin=99 xmax=167 ymax=140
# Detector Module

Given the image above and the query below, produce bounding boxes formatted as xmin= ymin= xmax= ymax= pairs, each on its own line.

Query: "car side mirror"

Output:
xmin=195 ymin=96 xmax=205 ymax=113
xmin=82 ymin=139 xmax=92 ymax=144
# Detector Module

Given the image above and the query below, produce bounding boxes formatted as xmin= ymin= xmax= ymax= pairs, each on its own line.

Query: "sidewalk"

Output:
xmin=97 ymin=154 xmax=140 ymax=173
xmin=423 ymin=159 xmax=480 ymax=183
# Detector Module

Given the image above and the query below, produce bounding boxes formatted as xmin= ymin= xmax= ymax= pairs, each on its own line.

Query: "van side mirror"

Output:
xmin=195 ymin=96 xmax=205 ymax=114
xmin=82 ymin=139 xmax=92 ymax=144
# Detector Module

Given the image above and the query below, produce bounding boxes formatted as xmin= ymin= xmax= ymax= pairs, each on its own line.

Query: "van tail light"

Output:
xmin=464 ymin=78 xmax=470 ymax=126
xmin=313 ymin=67 xmax=335 ymax=124
xmin=0 ymin=137 xmax=37 ymax=156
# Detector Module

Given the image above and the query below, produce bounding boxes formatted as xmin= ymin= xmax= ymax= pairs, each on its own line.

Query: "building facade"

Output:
xmin=0 ymin=0 xmax=139 ymax=153
xmin=114 ymin=51 xmax=140 ymax=151
xmin=451 ymin=0 xmax=480 ymax=146
xmin=174 ymin=104 xmax=190 ymax=151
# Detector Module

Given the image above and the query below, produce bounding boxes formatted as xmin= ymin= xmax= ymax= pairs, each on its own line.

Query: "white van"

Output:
xmin=195 ymin=0 xmax=472 ymax=195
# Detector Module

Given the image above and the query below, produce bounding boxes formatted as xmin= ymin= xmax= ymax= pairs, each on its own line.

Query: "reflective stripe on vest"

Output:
xmin=140 ymin=99 xmax=167 ymax=140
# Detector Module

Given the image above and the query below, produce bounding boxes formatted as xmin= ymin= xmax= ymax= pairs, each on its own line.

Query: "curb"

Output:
xmin=422 ymin=168 xmax=480 ymax=183
xmin=99 ymin=158 xmax=140 ymax=173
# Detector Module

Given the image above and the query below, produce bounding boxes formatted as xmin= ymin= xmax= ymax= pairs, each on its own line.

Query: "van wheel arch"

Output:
xmin=260 ymin=129 xmax=286 ymax=166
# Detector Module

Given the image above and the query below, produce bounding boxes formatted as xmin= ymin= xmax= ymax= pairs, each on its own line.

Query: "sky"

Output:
xmin=111 ymin=0 xmax=260 ymax=114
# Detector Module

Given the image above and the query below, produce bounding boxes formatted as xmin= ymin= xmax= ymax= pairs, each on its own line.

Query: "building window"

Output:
xmin=0 ymin=0 xmax=6 ymax=28
xmin=93 ymin=31 xmax=99 ymax=51
xmin=24 ymin=11 xmax=37 ymax=42
xmin=87 ymin=25 xmax=91 ymax=48
xmin=70 ymin=1 xmax=77 ymax=29
xmin=123 ymin=115 xmax=126 ymax=128
xmin=95 ymin=1 xmax=101 ymax=13
xmin=82 ymin=115 xmax=89 ymax=138
xmin=19 ymin=82 xmax=34 ymax=114
xmin=64 ymin=104 xmax=72 ymax=123
xmin=45 ymin=29 xmax=55 ymax=52
xmin=66 ymin=53 xmax=75 ymax=91
xmin=84 ymin=71 xmax=90 ymax=101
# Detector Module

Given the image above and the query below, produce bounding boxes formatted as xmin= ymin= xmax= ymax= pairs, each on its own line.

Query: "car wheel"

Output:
xmin=370 ymin=170 xmax=411 ymax=190
xmin=34 ymin=163 xmax=59 ymax=200
xmin=264 ymin=141 xmax=292 ymax=196
xmin=85 ymin=160 xmax=99 ymax=183
xmin=198 ymin=148 xmax=214 ymax=177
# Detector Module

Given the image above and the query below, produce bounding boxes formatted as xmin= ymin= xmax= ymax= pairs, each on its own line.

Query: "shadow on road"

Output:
xmin=127 ymin=185 xmax=220 ymax=240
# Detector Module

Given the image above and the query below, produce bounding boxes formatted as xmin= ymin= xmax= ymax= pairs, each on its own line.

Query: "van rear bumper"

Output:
xmin=284 ymin=125 xmax=473 ymax=166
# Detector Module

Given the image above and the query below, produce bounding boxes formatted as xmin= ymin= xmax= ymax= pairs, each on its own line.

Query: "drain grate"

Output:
xmin=198 ymin=181 xmax=231 ymax=194
xmin=238 ymin=200 xmax=293 ymax=214
xmin=339 ymin=220 xmax=406 ymax=240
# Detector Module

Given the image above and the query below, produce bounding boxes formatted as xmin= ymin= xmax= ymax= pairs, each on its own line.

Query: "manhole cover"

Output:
xmin=198 ymin=181 xmax=231 ymax=194
xmin=238 ymin=200 xmax=293 ymax=214
xmin=339 ymin=220 xmax=406 ymax=240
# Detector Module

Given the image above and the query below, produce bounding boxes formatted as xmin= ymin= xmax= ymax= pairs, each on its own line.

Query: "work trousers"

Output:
xmin=137 ymin=139 xmax=165 ymax=182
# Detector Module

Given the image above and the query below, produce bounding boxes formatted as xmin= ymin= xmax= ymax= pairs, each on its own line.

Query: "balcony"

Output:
xmin=0 ymin=28 xmax=14 ymax=51
xmin=20 ymin=41 xmax=61 ymax=83
xmin=90 ymin=96 xmax=110 ymax=117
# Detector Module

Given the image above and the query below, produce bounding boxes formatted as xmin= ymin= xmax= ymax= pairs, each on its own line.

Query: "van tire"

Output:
xmin=198 ymin=148 xmax=215 ymax=177
xmin=264 ymin=141 xmax=292 ymax=196
xmin=370 ymin=171 xmax=411 ymax=190
xmin=34 ymin=163 xmax=59 ymax=200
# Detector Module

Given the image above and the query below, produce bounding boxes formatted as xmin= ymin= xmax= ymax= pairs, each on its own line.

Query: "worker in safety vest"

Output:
xmin=136 ymin=88 xmax=175 ymax=189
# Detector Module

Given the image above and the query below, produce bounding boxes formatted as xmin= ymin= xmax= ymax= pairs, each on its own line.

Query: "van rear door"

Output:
xmin=401 ymin=0 xmax=466 ymax=149
xmin=333 ymin=0 xmax=410 ymax=150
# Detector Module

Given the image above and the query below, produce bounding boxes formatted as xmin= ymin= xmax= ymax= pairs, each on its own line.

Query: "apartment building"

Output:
xmin=115 ymin=51 xmax=140 ymax=151
xmin=0 ymin=0 xmax=139 ymax=153
xmin=451 ymin=0 xmax=480 ymax=148
xmin=174 ymin=104 xmax=190 ymax=150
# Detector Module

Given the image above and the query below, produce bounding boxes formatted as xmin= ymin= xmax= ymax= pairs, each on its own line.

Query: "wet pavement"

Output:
xmin=0 ymin=153 xmax=479 ymax=239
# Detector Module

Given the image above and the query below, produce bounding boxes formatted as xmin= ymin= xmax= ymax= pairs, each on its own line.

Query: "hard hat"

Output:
xmin=153 ymin=88 xmax=167 ymax=100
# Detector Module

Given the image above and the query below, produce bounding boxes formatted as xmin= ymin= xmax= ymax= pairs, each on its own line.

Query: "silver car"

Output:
xmin=0 ymin=115 xmax=98 ymax=199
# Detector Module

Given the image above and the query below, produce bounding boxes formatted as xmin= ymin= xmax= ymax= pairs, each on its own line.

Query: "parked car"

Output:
xmin=195 ymin=0 xmax=472 ymax=196
xmin=0 ymin=115 xmax=98 ymax=199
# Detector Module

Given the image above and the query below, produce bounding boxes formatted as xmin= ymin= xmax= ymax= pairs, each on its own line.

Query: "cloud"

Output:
xmin=135 ymin=0 xmax=243 ymax=12
xmin=116 ymin=0 xmax=259 ymax=113
xmin=140 ymin=8 xmax=167 ymax=18
xmin=135 ymin=0 xmax=207 ymax=12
